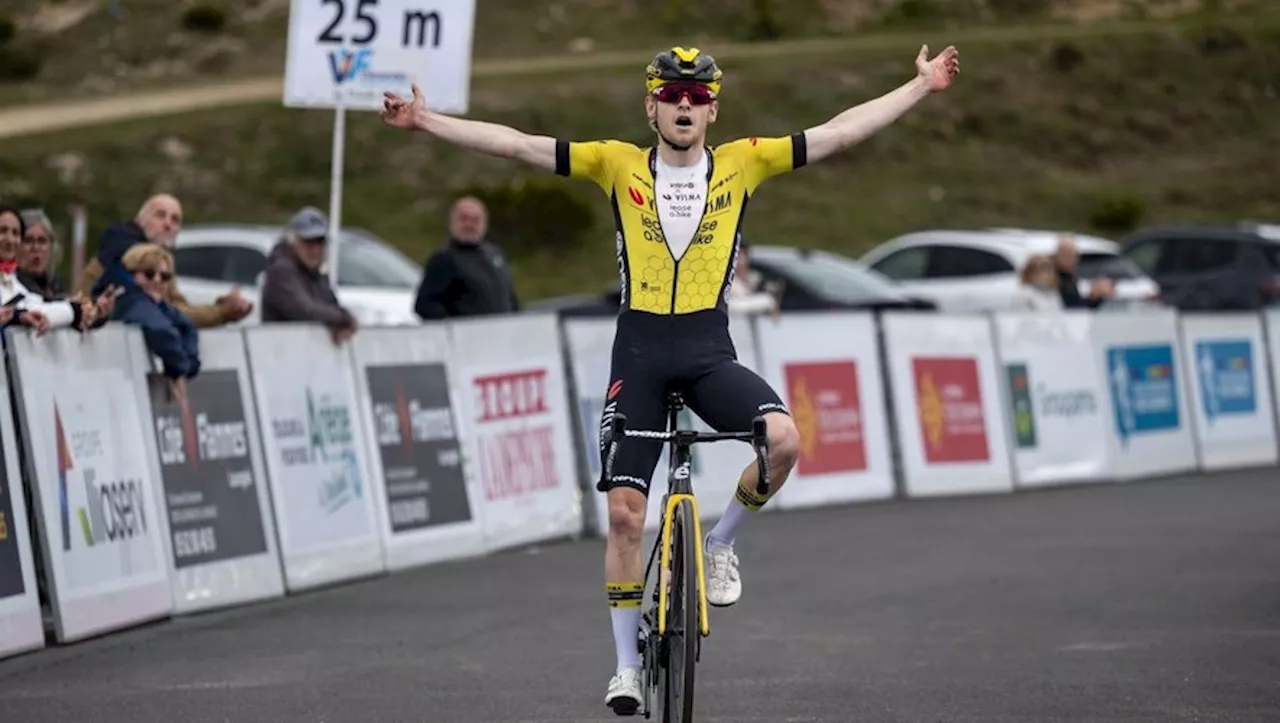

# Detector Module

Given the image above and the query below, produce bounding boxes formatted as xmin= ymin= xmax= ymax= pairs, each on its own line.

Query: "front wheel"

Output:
xmin=660 ymin=499 xmax=699 ymax=722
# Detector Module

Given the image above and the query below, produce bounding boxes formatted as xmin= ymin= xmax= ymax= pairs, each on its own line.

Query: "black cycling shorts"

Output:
xmin=597 ymin=311 xmax=789 ymax=497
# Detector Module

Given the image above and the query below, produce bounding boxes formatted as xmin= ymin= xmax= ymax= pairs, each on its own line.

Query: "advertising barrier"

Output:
xmin=1179 ymin=314 xmax=1278 ymax=470
xmin=993 ymin=312 xmax=1109 ymax=488
xmin=0 ymin=346 xmax=44 ymax=660
xmin=7 ymin=327 xmax=172 ymax=643
xmin=881 ymin=313 xmax=1014 ymax=498
xmin=139 ymin=329 xmax=286 ymax=614
xmin=755 ymin=312 xmax=894 ymax=509
xmin=244 ymin=325 xmax=385 ymax=592
xmin=449 ymin=314 xmax=583 ymax=552
xmin=1091 ymin=310 xmax=1197 ymax=480
xmin=351 ymin=327 xmax=485 ymax=571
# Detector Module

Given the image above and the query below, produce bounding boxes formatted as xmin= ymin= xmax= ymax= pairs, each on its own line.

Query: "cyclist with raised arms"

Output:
xmin=381 ymin=42 xmax=960 ymax=715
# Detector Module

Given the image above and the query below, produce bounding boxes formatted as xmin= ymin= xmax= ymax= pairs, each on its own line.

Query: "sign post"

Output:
xmin=283 ymin=0 xmax=478 ymax=285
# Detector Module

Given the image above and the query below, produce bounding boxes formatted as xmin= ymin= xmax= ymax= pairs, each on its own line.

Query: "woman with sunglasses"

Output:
xmin=107 ymin=243 xmax=200 ymax=402
xmin=381 ymin=42 xmax=960 ymax=715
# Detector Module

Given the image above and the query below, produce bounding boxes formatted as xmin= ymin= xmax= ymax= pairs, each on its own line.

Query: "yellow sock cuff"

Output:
xmin=735 ymin=485 xmax=769 ymax=511
xmin=606 ymin=581 xmax=643 ymax=609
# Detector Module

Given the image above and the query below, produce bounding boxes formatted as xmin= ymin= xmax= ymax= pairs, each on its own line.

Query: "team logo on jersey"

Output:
xmin=628 ymin=187 xmax=646 ymax=206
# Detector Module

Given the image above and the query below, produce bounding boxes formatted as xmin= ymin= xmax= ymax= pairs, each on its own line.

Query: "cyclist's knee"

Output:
xmin=607 ymin=487 xmax=647 ymax=544
xmin=765 ymin=412 xmax=800 ymax=470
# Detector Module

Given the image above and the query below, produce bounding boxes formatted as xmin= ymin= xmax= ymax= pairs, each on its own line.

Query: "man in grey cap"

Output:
xmin=260 ymin=206 xmax=357 ymax=345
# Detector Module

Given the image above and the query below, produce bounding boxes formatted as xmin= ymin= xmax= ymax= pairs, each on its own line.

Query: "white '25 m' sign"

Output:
xmin=283 ymin=0 xmax=476 ymax=113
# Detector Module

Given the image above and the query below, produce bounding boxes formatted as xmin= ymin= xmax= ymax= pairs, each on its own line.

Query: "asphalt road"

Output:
xmin=1 ymin=469 xmax=1277 ymax=722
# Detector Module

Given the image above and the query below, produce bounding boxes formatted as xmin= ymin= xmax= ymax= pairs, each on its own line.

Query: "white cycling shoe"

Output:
xmin=605 ymin=667 xmax=642 ymax=716
xmin=704 ymin=534 xmax=742 ymax=607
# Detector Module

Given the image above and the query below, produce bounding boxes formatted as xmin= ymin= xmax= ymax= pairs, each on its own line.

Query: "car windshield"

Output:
xmin=754 ymin=251 xmax=904 ymax=304
xmin=335 ymin=232 xmax=424 ymax=289
xmin=1077 ymin=252 xmax=1144 ymax=280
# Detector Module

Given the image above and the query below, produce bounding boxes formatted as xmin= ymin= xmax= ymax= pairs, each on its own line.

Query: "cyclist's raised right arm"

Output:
xmin=416 ymin=110 xmax=558 ymax=172
xmin=383 ymin=84 xmax=557 ymax=172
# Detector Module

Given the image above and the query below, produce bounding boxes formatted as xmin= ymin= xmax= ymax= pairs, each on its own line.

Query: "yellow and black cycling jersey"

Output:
xmin=554 ymin=134 xmax=807 ymax=317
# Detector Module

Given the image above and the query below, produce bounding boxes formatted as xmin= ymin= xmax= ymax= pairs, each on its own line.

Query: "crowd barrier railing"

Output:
xmin=3 ymin=306 xmax=1279 ymax=659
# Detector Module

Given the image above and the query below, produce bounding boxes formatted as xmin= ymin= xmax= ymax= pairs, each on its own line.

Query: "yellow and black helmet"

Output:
xmin=645 ymin=46 xmax=722 ymax=96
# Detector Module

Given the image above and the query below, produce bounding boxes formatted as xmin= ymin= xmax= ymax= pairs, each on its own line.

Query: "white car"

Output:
xmin=170 ymin=224 xmax=425 ymax=326
xmin=858 ymin=227 xmax=1162 ymax=312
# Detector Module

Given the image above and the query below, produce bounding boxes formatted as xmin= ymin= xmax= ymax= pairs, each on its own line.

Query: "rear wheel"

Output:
xmin=660 ymin=500 xmax=699 ymax=722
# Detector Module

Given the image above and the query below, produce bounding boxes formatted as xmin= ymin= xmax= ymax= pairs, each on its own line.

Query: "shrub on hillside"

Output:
xmin=453 ymin=178 xmax=596 ymax=254
xmin=0 ymin=15 xmax=15 ymax=46
xmin=1089 ymin=192 xmax=1146 ymax=235
xmin=182 ymin=4 xmax=228 ymax=34
xmin=0 ymin=45 xmax=42 ymax=83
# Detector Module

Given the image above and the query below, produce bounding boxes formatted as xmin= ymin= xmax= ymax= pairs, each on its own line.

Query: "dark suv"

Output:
xmin=1120 ymin=225 xmax=1280 ymax=311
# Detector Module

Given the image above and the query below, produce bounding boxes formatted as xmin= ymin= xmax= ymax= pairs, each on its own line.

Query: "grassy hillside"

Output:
xmin=0 ymin=0 xmax=1263 ymax=103
xmin=1 ymin=17 xmax=1279 ymax=302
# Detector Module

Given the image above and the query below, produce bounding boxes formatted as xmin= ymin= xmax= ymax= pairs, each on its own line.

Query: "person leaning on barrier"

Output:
xmin=726 ymin=239 xmax=781 ymax=317
xmin=0 ymin=205 xmax=102 ymax=338
xmin=106 ymin=242 xmax=200 ymax=402
xmin=78 ymin=193 xmax=253 ymax=327
xmin=1014 ymin=254 xmax=1064 ymax=311
xmin=19 ymin=207 xmax=117 ymax=329
xmin=1054 ymin=234 xmax=1115 ymax=309
xmin=260 ymin=206 xmax=358 ymax=346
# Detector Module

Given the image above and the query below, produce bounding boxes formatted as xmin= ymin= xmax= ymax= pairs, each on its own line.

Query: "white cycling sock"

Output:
xmin=607 ymin=582 xmax=643 ymax=672
xmin=707 ymin=497 xmax=751 ymax=547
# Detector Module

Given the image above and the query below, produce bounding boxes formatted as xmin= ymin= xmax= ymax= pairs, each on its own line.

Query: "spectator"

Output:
xmin=261 ymin=207 xmax=358 ymax=346
xmin=0 ymin=206 xmax=97 ymax=338
xmin=727 ymin=240 xmax=780 ymax=316
xmin=1014 ymin=254 xmax=1063 ymax=311
xmin=78 ymin=193 xmax=253 ymax=327
xmin=107 ymin=243 xmax=199 ymax=401
xmin=18 ymin=207 xmax=117 ymax=328
xmin=1054 ymin=234 xmax=1115 ymax=309
xmin=414 ymin=196 xmax=519 ymax=320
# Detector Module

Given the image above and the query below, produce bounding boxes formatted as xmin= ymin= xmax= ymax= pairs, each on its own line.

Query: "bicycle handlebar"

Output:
xmin=599 ymin=413 xmax=772 ymax=497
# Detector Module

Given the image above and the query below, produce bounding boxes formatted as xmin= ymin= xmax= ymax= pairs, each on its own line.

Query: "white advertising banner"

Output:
xmin=755 ymin=312 xmax=895 ymax=509
xmin=1180 ymin=313 xmax=1278 ymax=470
xmin=881 ymin=313 xmax=1014 ymax=498
xmin=993 ymin=312 xmax=1109 ymax=488
xmin=244 ymin=326 xmax=384 ymax=592
xmin=284 ymin=0 xmax=476 ymax=112
xmin=137 ymin=329 xmax=286 ymax=614
xmin=7 ymin=327 xmax=172 ymax=643
xmin=0 ymin=345 xmax=44 ymax=660
xmin=351 ymin=327 xmax=485 ymax=571
xmin=449 ymin=314 xmax=583 ymax=552
xmin=1091 ymin=310 xmax=1197 ymax=480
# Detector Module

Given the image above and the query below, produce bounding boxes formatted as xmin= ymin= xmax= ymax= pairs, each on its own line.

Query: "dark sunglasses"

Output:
xmin=142 ymin=268 xmax=173 ymax=283
xmin=300 ymin=235 xmax=328 ymax=245
xmin=652 ymin=83 xmax=715 ymax=106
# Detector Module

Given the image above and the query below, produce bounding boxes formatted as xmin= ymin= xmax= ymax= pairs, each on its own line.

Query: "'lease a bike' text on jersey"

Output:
xmin=555 ymin=135 xmax=807 ymax=317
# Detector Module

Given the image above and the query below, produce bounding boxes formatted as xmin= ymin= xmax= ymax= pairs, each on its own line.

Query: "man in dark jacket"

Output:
xmin=414 ymin=196 xmax=520 ymax=320
xmin=1054 ymin=234 xmax=1116 ymax=309
xmin=261 ymin=207 xmax=358 ymax=345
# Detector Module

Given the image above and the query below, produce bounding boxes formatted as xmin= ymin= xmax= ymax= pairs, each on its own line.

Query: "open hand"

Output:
xmin=916 ymin=44 xmax=960 ymax=93
xmin=381 ymin=83 xmax=425 ymax=131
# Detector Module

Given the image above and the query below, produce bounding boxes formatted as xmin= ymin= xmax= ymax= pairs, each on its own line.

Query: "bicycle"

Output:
xmin=599 ymin=390 xmax=772 ymax=721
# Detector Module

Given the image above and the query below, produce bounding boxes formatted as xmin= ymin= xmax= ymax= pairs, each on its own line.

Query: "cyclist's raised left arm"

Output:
xmin=803 ymin=45 xmax=959 ymax=165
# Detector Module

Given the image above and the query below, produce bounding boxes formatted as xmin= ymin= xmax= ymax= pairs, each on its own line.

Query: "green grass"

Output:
xmin=2 ymin=17 xmax=1279 ymax=303
xmin=0 ymin=0 xmax=1261 ymax=103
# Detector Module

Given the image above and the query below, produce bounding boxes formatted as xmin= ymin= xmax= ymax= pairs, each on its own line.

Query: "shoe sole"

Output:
xmin=607 ymin=696 xmax=640 ymax=716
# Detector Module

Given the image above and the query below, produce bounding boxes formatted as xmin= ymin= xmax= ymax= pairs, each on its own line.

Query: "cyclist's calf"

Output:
xmin=738 ymin=411 xmax=800 ymax=508
xmin=606 ymin=487 xmax=648 ymax=579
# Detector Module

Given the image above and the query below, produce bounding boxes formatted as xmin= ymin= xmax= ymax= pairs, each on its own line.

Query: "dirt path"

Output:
xmin=0 ymin=17 xmax=1250 ymax=139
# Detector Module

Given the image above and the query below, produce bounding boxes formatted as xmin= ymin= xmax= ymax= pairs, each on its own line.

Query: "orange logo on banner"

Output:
xmin=783 ymin=361 xmax=866 ymax=475
xmin=912 ymin=357 xmax=989 ymax=464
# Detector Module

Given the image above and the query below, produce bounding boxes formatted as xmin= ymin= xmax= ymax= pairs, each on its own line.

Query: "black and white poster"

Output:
xmin=366 ymin=363 xmax=471 ymax=533
xmin=149 ymin=370 xmax=268 ymax=568
xmin=0 ymin=436 xmax=24 ymax=599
